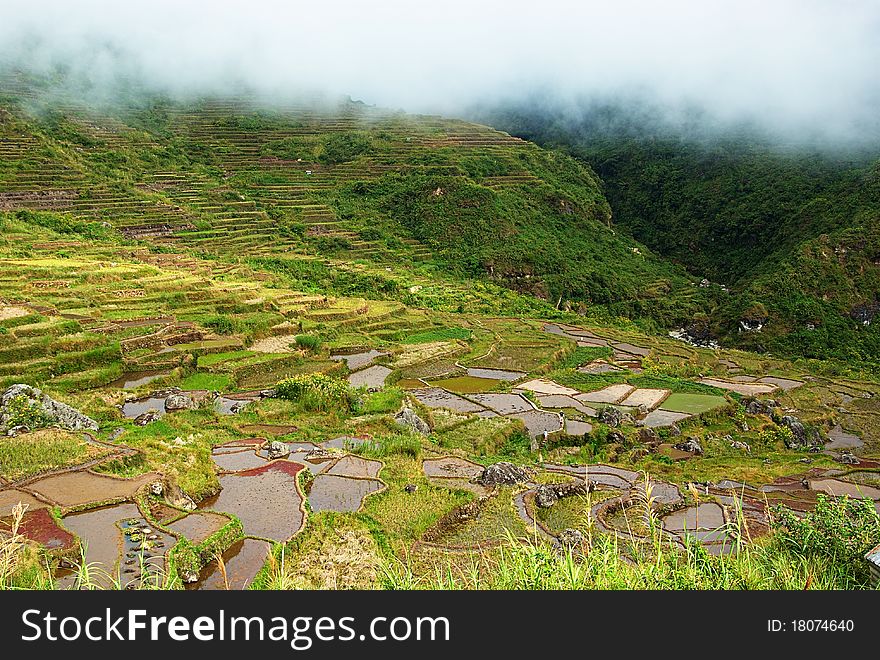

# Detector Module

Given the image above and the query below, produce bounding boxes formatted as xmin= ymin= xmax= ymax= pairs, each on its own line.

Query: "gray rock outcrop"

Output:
xmin=0 ymin=384 xmax=98 ymax=432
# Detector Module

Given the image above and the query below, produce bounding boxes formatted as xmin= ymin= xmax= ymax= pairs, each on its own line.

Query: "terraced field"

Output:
xmin=1 ymin=72 xmax=879 ymax=591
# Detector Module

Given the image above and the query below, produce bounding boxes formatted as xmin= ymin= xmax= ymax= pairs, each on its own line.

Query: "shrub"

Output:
xmin=275 ymin=373 xmax=356 ymax=412
xmin=294 ymin=334 xmax=321 ymax=352
xmin=772 ymin=494 xmax=880 ymax=583
xmin=756 ymin=425 xmax=795 ymax=447
xmin=3 ymin=395 xmax=49 ymax=430
xmin=204 ymin=315 xmax=236 ymax=335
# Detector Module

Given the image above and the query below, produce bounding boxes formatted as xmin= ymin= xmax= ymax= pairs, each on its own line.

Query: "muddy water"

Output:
xmin=211 ymin=449 xmax=269 ymax=472
xmin=509 ymin=410 xmax=562 ymax=438
xmin=663 ymin=502 xmax=726 ymax=532
xmin=200 ymin=462 xmax=305 ymax=541
xmin=121 ymin=397 xmax=167 ymax=419
xmin=15 ymin=508 xmax=76 ymax=550
xmin=331 ymin=349 xmax=389 ymax=371
xmin=109 ymin=370 xmax=170 ymax=390
xmin=465 ymin=367 xmax=525 ymax=381
xmin=412 ymin=387 xmax=487 ymax=413
xmin=348 ymin=365 xmax=392 ymax=389
xmin=429 ymin=376 xmax=501 ymax=394
xmin=187 ymin=539 xmax=270 ymax=591
xmin=58 ymin=503 xmax=173 ymax=589
xmin=423 ymin=457 xmax=484 ymax=480
xmin=0 ymin=488 xmax=49 ymax=516
xmin=27 ymin=471 xmax=158 ymax=508
xmin=641 ymin=409 xmax=691 ymax=428
xmin=166 ymin=512 xmax=228 ymax=544
xmin=215 ymin=397 xmax=252 ymax=415
xmin=308 ymin=475 xmax=383 ymax=512
xmin=537 ymin=394 xmax=597 ymax=415
xmin=808 ymin=478 xmax=880 ymax=501
xmin=468 ymin=392 xmax=533 ymax=415
xmin=326 ymin=455 xmax=382 ymax=479
xmin=825 ymin=425 xmax=864 ymax=450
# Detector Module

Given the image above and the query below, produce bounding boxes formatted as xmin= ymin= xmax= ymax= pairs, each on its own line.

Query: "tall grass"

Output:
xmin=381 ymin=493 xmax=879 ymax=591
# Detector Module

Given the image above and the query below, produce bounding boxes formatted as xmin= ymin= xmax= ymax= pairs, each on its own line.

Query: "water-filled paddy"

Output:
xmin=412 ymin=387 xmax=487 ymax=413
xmin=348 ymin=365 xmax=392 ymax=389
xmin=467 ymin=392 xmax=533 ymax=415
xmin=428 ymin=375 xmax=501 ymax=394
xmin=200 ymin=461 xmax=305 ymax=541
xmin=308 ymin=474 xmax=383 ymax=512
xmin=465 ymin=367 xmax=525 ymax=381
xmin=187 ymin=539 xmax=270 ymax=590
xmin=108 ymin=370 xmax=170 ymax=390
xmin=166 ymin=511 xmax=228 ymax=543
xmin=58 ymin=503 xmax=173 ymax=589
xmin=331 ymin=349 xmax=388 ymax=371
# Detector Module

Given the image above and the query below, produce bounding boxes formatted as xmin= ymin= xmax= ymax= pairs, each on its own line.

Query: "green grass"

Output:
xmin=660 ymin=393 xmax=728 ymax=414
xmin=402 ymin=328 xmax=472 ymax=344
xmin=0 ymin=429 xmax=109 ymax=480
xmin=179 ymin=372 xmax=233 ymax=391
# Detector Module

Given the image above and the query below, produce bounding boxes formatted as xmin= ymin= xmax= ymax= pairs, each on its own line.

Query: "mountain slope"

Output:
xmin=0 ymin=71 xmax=711 ymax=331
xmin=480 ymin=100 xmax=880 ymax=363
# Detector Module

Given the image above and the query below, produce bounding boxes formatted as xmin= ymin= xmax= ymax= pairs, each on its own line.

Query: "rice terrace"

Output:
xmin=0 ymin=62 xmax=879 ymax=593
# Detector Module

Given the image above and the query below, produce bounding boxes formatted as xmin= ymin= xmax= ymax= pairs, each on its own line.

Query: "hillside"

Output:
xmin=479 ymin=101 xmax=880 ymax=364
xmin=1 ymin=72 xmax=878 ymax=593
xmin=0 ymin=71 xmax=712 ymax=330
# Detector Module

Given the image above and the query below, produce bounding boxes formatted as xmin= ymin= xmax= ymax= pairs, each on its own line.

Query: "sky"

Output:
xmin=1 ymin=0 xmax=878 ymax=140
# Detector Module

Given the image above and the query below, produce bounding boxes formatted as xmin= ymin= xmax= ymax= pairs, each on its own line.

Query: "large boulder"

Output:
xmin=266 ymin=440 xmax=290 ymax=460
xmin=779 ymin=415 xmax=821 ymax=448
xmin=476 ymin=461 xmax=532 ymax=486
xmin=0 ymin=384 xmax=98 ymax=432
xmin=534 ymin=480 xmax=594 ymax=508
xmin=673 ymin=437 xmax=703 ymax=456
xmin=394 ymin=406 xmax=430 ymax=435
xmin=164 ymin=392 xmax=193 ymax=411
xmin=597 ymin=406 xmax=624 ymax=428
xmin=557 ymin=528 xmax=585 ymax=549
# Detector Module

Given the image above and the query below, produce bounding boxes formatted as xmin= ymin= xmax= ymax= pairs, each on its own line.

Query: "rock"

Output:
xmin=0 ymin=384 xmax=98 ymax=432
xmin=534 ymin=480 xmax=593 ymax=508
xmin=6 ymin=424 xmax=29 ymax=437
xmin=557 ymin=528 xmax=585 ymax=548
xmin=180 ymin=570 xmax=199 ymax=584
xmin=534 ymin=485 xmax=559 ymax=508
xmin=606 ymin=430 xmax=625 ymax=444
xmin=305 ymin=447 xmax=332 ymax=461
xmin=638 ymin=428 xmax=659 ymax=444
xmin=149 ymin=482 xmax=164 ymax=497
xmin=164 ymin=392 xmax=193 ymax=411
xmin=394 ymin=406 xmax=430 ymax=435
xmin=836 ymin=452 xmax=860 ymax=465
xmin=476 ymin=461 xmax=532 ymax=486
xmin=674 ymin=437 xmax=703 ymax=456
xmin=745 ymin=399 xmax=774 ymax=416
xmin=259 ymin=388 xmax=277 ymax=399
xmin=778 ymin=415 xmax=821 ymax=448
xmin=597 ymin=406 xmax=623 ymax=428
xmin=166 ymin=483 xmax=196 ymax=511
xmin=134 ymin=410 xmax=162 ymax=426
xmin=109 ymin=427 xmax=126 ymax=441
xmin=730 ymin=440 xmax=751 ymax=453
xmin=404 ymin=484 xmax=418 ymax=493
xmin=266 ymin=440 xmax=290 ymax=460
xmin=669 ymin=424 xmax=682 ymax=437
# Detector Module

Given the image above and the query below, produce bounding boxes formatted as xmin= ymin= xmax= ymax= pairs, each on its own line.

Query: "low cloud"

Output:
xmin=2 ymin=0 xmax=878 ymax=141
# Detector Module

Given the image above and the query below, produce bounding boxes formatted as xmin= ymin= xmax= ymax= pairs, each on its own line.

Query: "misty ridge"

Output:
xmin=2 ymin=0 xmax=880 ymax=149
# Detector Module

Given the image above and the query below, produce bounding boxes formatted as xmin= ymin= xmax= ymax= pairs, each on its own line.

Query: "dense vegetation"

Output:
xmin=480 ymin=99 xmax=880 ymax=365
